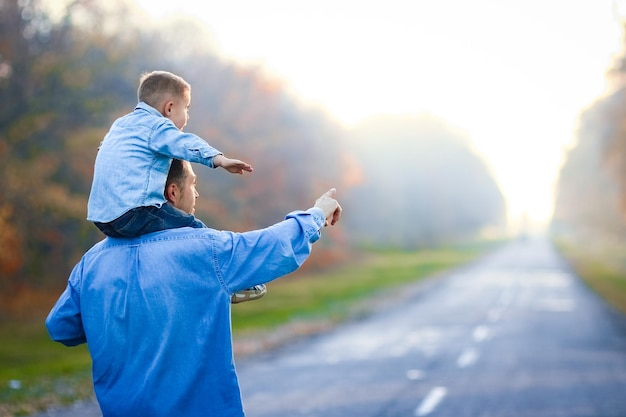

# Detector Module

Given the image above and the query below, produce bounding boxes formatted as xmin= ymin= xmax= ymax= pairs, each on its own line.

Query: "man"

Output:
xmin=163 ymin=159 xmax=266 ymax=303
xmin=46 ymin=160 xmax=342 ymax=417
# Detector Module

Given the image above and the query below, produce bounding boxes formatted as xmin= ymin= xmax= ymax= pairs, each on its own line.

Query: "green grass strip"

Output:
xmin=0 ymin=322 xmax=93 ymax=416
xmin=232 ymin=241 xmax=499 ymax=333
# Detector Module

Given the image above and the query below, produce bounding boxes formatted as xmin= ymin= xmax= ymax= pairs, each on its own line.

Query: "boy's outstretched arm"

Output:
xmin=213 ymin=154 xmax=254 ymax=175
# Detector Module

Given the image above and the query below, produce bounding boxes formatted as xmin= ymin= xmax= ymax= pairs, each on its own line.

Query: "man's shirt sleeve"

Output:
xmin=214 ymin=208 xmax=326 ymax=293
xmin=46 ymin=261 xmax=87 ymax=346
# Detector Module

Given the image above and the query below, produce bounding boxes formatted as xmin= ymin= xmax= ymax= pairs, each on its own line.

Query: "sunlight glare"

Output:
xmin=136 ymin=0 xmax=622 ymax=230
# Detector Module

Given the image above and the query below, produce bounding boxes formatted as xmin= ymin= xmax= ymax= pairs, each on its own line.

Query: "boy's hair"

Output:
xmin=138 ymin=71 xmax=190 ymax=108
xmin=165 ymin=159 xmax=187 ymax=192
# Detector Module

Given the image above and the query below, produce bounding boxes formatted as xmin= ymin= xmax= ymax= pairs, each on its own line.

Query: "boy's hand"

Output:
xmin=314 ymin=188 xmax=342 ymax=226
xmin=214 ymin=155 xmax=253 ymax=175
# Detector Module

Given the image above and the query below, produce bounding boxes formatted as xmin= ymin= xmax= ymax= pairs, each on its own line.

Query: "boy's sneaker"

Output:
xmin=231 ymin=284 xmax=267 ymax=304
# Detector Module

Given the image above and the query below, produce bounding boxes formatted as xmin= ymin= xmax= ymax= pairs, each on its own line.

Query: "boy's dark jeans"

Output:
xmin=94 ymin=203 xmax=206 ymax=238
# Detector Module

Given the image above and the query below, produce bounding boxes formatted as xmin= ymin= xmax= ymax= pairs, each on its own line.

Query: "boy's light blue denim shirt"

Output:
xmin=87 ymin=102 xmax=222 ymax=223
xmin=46 ymin=208 xmax=326 ymax=417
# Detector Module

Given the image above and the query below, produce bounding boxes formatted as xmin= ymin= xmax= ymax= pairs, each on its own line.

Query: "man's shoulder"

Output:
xmin=139 ymin=227 xmax=218 ymax=243
xmin=90 ymin=228 xmax=218 ymax=250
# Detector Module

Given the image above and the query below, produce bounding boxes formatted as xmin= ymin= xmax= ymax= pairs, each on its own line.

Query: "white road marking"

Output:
xmin=473 ymin=325 xmax=490 ymax=342
xmin=415 ymin=386 xmax=447 ymax=416
xmin=456 ymin=347 xmax=479 ymax=368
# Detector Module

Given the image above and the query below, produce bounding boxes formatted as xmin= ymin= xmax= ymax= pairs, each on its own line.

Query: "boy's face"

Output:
xmin=168 ymin=89 xmax=191 ymax=130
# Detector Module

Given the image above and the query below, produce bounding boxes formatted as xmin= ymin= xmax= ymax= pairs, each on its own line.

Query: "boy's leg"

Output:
xmin=94 ymin=204 xmax=205 ymax=238
xmin=93 ymin=208 xmax=157 ymax=237
xmin=94 ymin=220 xmax=127 ymax=238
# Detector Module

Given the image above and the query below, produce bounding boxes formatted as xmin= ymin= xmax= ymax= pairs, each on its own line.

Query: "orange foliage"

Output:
xmin=341 ymin=152 xmax=364 ymax=187
xmin=0 ymin=283 xmax=62 ymax=321
xmin=0 ymin=205 xmax=23 ymax=277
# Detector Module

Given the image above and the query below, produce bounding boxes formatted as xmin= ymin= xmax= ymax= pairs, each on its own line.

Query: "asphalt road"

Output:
xmin=32 ymin=237 xmax=626 ymax=417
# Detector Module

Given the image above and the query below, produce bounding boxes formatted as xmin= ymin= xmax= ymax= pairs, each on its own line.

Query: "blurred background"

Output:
xmin=2 ymin=0 xmax=626 ymax=413
xmin=2 ymin=0 xmax=626 ymax=303
xmin=1 ymin=0 xmax=626 ymax=311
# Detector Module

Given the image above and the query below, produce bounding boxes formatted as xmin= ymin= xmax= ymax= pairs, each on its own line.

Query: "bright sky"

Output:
xmin=137 ymin=0 xmax=623 ymax=229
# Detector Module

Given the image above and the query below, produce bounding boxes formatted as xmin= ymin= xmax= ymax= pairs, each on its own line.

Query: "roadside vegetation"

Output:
xmin=0 ymin=240 xmax=502 ymax=417
xmin=554 ymin=237 xmax=626 ymax=316
xmin=549 ymin=13 xmax=626 ymax=322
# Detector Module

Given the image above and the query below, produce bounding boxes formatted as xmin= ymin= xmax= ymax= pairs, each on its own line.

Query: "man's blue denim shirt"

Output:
xmin=87 ymin=102 xmax=222 ymax=223
xmin=46 ymin=208 xmax=326 ymax=417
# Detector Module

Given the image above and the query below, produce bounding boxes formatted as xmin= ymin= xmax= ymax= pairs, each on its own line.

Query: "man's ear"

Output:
xmin=165 ymin=183 xmax=179 ymax=204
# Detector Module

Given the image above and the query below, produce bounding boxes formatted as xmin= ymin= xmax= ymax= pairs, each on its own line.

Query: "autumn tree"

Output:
xmin=600 ymin=22 xmax=626 ymax=218
xmin=0 ymin=0 xmax=178 ymax=289
xmin=553 ymin=97 xmax=626 ymax=239
xmin=553 ymin=22 xmax=626 ymax=240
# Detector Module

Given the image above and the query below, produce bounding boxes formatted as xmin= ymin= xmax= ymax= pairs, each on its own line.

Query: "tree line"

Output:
xmin=344 ymin=113 xmax=506 ymax=249
xmin=553 ymin=23 xmax=626 ymax=241
xmin=0 ymin=0 xmax=505 ymax=301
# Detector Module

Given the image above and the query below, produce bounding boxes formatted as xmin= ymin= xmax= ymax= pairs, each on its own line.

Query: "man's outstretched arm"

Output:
xmin=215 ymin=189 xmax=342 ymax=292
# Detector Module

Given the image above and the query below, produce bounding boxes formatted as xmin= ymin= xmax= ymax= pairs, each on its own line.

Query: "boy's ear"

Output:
xmin=160 ymin=100 xmax=174 ymax=116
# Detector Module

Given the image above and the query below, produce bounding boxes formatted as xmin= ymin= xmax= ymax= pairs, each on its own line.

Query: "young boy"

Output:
xmin=87 ymin=71 xmax=265 ymax=303
xmin=87 ymin=70 xmax=253 ymax=237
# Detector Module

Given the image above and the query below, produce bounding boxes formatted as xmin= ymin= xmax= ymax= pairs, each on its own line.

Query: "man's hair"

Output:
xmin=165 ymin=159 xmax=187 ymax=192
xmin=137 ymin=71 xmax=190 ymax=108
